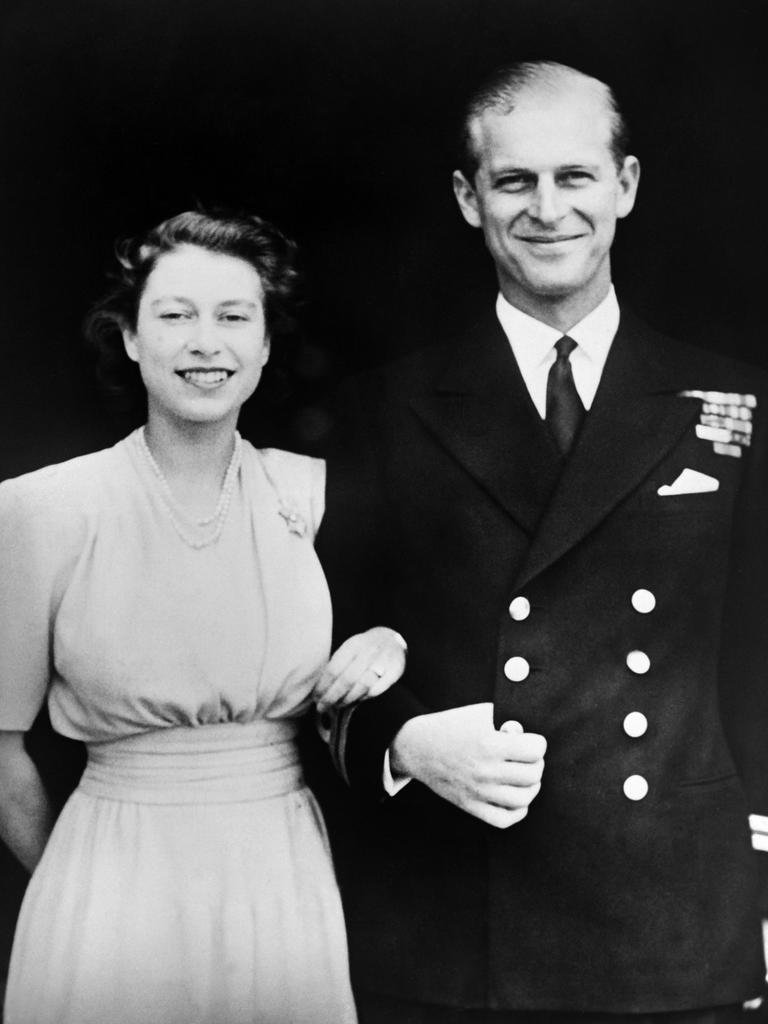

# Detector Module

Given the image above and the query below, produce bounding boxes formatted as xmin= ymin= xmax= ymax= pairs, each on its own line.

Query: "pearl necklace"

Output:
xmin=136 ymin=427 xmax=243 ymax=549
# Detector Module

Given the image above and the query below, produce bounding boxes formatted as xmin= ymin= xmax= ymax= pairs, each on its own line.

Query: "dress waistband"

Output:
xmin=80 ymin=719 xmax=303 ymax=805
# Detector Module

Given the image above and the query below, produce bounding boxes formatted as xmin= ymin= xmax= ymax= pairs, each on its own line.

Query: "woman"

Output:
xmin=0 ymin=210 xmax=405 ymax=1024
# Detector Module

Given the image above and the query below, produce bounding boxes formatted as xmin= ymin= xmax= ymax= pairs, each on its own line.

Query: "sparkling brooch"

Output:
xmin=278 ymin=502 xmax=308 ymax=537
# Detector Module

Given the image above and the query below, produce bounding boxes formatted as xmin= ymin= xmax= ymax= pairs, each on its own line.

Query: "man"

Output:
xmin=316 ymin=61 xmax=768 ymax=1022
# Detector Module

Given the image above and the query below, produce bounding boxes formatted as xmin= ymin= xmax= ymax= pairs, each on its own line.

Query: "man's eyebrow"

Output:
xmin=556 ymin=162 xmax=601 ymax=172
xmin=489 ymin=162 xmax=602 ymax=176
xmin=490 ymin=165 xmax=535 ymax=177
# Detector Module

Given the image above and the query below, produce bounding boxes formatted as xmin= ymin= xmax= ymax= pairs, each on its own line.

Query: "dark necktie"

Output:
xmin=546 ymin=335 xmax=585 ymax=455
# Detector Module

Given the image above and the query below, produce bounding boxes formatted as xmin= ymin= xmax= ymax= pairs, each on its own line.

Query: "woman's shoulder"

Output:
xmin=0 ymin=440 xmax=131 ymax=521
xmin=241 ymin=441 xmax=326 ymax=535
xmin=241 ymin=442 xmax=323 ymax=485
xmin=245 ymin=443 xmax=324 ymax=480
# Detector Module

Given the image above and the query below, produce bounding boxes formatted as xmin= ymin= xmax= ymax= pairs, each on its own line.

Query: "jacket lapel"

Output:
xmin=514 ymin=311 xmax=701 ymax=589
xmin=410 ymin=310 xmax=562 ymax=536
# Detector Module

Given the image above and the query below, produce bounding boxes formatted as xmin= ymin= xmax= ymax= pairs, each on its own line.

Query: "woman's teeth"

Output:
xmin=180 ymin=370 xmax=231 ymax=385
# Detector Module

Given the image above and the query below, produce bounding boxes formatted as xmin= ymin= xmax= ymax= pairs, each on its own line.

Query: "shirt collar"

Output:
xmin=495 ymin=286 xmax=620 ymax=372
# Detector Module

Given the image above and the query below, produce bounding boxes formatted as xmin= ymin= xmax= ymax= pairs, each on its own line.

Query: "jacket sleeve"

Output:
xmin=716 ymin=379 xmax=768 ymax=912
xmin=316 ymin=378 xmax=430 ymax=799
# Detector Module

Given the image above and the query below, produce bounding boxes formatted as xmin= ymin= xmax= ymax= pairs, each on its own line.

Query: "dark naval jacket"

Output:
xmin=315 ymin=306 xmax=768 ymax=1013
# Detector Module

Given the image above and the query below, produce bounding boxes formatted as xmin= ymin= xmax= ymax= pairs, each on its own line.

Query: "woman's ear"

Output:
xmin=122 ymin=328 xmax=139 ymax=363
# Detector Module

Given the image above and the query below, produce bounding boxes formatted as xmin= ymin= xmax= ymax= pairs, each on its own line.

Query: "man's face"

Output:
xmin=453 ymin=82 xmax=640 ymax=318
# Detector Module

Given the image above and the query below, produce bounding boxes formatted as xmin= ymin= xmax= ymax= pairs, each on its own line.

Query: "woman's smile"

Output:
xmin=176 ymin=367 xmax=235 ymax=389
xmin=123 ymin=245 xmax=270 ymax=426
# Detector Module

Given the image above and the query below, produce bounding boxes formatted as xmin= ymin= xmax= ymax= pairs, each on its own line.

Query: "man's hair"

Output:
xmin=457 ymin=60 xmax=631 ymax=181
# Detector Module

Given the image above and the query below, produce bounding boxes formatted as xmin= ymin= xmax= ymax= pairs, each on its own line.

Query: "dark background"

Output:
xmin=0 ymin=0 xmax=765 ymax=998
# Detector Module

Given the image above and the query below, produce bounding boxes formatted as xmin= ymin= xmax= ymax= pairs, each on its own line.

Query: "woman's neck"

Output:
xmin=142 ymin=415 xmax=239 ymax=517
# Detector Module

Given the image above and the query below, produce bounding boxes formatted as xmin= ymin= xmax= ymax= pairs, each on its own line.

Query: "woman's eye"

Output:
xmin=160 ymin=311 xmax=189 ymax=321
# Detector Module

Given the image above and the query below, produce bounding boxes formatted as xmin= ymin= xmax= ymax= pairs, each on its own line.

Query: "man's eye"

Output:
xmin=496 ymin=176 xmax=531 ymax=192
xmin=560 ymin=171 xmax=593 ymax=185
xmin=160 ymin=311 xmax=189 ymax=321
xmin=221 ymin=313 xmax=248 ymax=323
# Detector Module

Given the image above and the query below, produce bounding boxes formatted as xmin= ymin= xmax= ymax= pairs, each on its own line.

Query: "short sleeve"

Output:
xmin=257 ymin=448 xmax=326 ymax=540
xmin=308 ymin=457 xmax=326 ymax=537
xmin=0 ymin=478 xmax=58 ymax=729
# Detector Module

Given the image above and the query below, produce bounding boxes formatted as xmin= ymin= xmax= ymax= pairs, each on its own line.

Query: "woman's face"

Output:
xmin=123 ymin=244 xmax=270 ymax=428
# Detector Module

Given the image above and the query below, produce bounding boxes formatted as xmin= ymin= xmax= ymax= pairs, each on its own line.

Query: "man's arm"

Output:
xmin=316 ymin=377 xmax=429 ymax=794
xmin=317 ymin=380 xmax=546 ymax=824
xmin=717 ymin=378 xmax=768 ymax=921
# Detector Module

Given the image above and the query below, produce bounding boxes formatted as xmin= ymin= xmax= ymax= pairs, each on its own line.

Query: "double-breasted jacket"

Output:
xmin=314 ymin=307 xmax=768 ymax=1013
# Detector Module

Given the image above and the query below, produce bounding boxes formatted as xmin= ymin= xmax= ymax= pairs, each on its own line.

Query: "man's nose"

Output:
xmin=528 ymin=178 xmax=565 ymax=224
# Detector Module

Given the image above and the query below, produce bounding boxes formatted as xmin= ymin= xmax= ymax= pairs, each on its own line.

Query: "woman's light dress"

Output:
xmin=0 ymin=432 xmax=356 ymax=1024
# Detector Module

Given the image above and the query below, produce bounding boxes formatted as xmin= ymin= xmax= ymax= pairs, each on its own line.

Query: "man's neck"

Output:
xmin=499 ymin=280 xmax=613 ymax=334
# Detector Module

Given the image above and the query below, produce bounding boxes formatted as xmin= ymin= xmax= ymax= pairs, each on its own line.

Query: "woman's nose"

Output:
xmin=188 ymin=320 xmax=222 ymax=355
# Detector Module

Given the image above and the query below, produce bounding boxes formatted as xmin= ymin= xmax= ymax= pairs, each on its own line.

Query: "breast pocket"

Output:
xmin=624 ymin=456 xmax=742 ymax=515
xmin=650 ymin=490 xmax=731 ymax=515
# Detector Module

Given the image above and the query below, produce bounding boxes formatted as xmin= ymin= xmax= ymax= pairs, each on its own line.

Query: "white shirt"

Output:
xmin=383 ymin=287 xmax=620 ymax=795
xmin=495 ymin=285 xmax=620 ymax=416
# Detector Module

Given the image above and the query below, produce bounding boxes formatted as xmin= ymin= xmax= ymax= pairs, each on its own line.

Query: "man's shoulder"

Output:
xmin=360 ymin=342 xmax=448 ymax=391
xmin=343 ymin=305 xmax=505 ymax=400
xmin=339 ymin=303 xmax=768 ymax=406
xmin=619 ymin=307 xmax=768 ymax=394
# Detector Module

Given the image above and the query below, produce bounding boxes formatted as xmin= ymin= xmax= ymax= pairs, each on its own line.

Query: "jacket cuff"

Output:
xmin=342 ymin=684 xmax=428 ymax=800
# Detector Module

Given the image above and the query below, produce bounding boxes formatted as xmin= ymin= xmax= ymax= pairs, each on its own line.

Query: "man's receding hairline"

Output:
xmin=460 ymin=61 xmax=629 ymax=177
xmin=468 ymin=66 xmax=614 ymax=128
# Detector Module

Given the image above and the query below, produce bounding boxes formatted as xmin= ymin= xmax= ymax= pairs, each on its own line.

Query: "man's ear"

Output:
xmin=123 ymin=328 xmax=139 ymax=363
xmin=616 ymin=155 xmax=640 ymax=220
xmin=452 ymin=170 xmax=483 ymax=228
xmin=261 ymin=336 xmax=271 ymax=367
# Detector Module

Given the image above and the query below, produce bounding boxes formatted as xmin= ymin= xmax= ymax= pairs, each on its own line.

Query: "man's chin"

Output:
xmin=518 ymin=258 xmax=606 ymax=299
xmin=520 ymin=275 xmax=587 ymax=300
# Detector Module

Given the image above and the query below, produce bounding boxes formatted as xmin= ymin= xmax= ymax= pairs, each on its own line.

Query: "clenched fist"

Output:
xmin=390 ymin=702 xmax=546 ymax=828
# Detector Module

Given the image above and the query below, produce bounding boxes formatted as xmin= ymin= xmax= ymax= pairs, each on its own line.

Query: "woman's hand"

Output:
xmin=0 ymin=730 xmax=54 ymax=873
xmin=313 ymin=627 xmax=407 ymax=713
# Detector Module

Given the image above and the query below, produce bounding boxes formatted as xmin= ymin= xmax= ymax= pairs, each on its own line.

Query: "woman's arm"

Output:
xmin=0 ymin=731 xmax=55 ymax=873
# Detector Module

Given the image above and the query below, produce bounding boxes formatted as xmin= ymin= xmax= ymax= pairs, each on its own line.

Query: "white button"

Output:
xmin=623 ymin=774 xmax=649 ymax=801
xmin=623 ymin=712 xmax=648 ymax=738
xmin=626 ymin=650 xmax=651 ymax=675
xmin=504 ymin=657 xmax=530 ymax=682
xmin=631 ymin=589 xmax=656 ymax=614
xmin=508 ymin=597 xmax=531 ymax=621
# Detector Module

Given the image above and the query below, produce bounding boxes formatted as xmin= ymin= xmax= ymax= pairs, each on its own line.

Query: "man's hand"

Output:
xmin=389 ymin=702 xmax=546 ymax=828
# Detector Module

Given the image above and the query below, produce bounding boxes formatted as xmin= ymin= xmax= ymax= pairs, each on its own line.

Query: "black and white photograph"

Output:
xmin=1 ymin=1 xmax=767 ymax=1021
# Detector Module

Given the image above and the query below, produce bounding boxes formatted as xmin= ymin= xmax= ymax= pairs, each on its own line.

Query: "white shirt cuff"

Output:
xmin=750 ymin=814 xmax=768 ymax=851
xmin=383 ymin=748 xmax=411 ymax=796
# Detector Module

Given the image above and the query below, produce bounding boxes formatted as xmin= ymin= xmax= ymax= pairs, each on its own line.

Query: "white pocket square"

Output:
xmin=657 ymin=468 xmax=720 ymax=496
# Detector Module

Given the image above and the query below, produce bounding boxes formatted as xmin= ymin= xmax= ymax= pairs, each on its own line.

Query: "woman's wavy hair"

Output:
xmin=84 ymin=209 xmax=300 ymax=417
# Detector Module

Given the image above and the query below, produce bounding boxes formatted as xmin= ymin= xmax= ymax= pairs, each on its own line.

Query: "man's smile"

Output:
xmin=515 ymin=233 xmax=586 ymax=244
